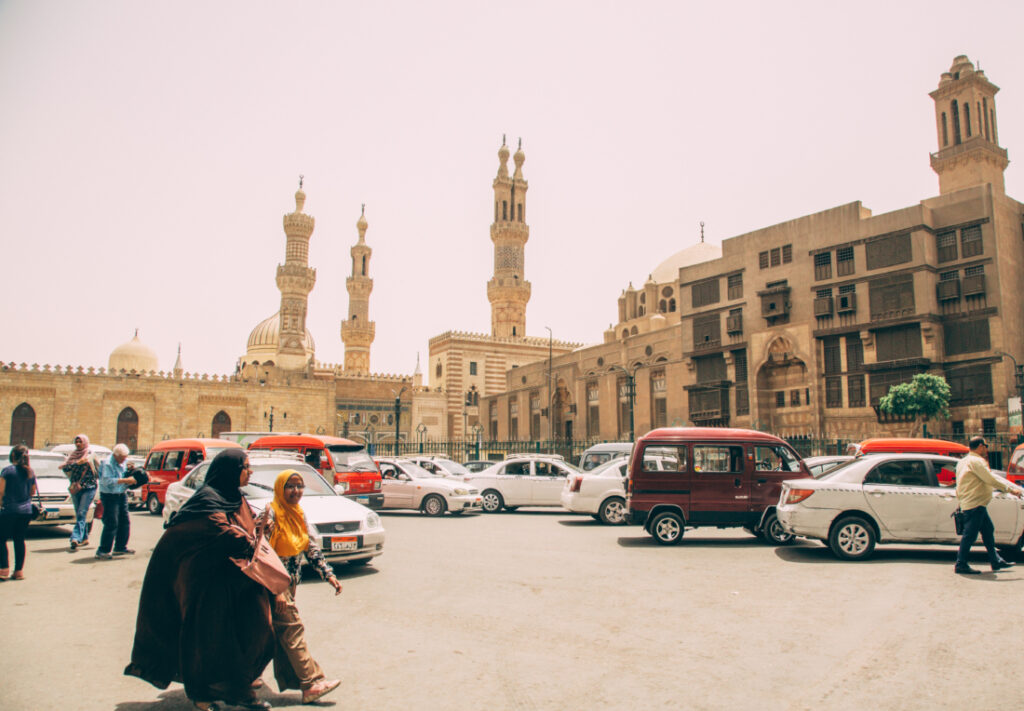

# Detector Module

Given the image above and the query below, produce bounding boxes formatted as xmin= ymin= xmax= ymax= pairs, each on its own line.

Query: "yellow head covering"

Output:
xmin=270 ymin=469 xmax=309 ymax=558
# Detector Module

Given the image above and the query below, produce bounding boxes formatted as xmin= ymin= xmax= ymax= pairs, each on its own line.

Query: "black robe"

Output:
xmin=124 ymin=503 xmax=274 ymax=703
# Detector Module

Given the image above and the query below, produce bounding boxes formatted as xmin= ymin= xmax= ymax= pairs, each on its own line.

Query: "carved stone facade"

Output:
xmin=482 ymin=56 xmax=1024 ymax=442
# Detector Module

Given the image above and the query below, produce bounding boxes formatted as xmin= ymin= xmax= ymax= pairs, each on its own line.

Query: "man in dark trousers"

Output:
xmin=954 ymin=436 xmax=1023 ymax=575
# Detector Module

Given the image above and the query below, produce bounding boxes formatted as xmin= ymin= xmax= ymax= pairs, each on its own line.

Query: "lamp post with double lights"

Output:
xmin=609 ymin=363 xmax=644 ymax=443
xmin=264 ymin=406 xmax=286 ymax=433
xmin=416 ymin=422 xmax=428 ymax=453
xmin=545 ymin=326 xmax=554 ymax=440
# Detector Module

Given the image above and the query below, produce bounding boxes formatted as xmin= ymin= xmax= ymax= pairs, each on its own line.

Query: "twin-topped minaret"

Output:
xmin=275 ymin=178 xmax=317 ymax=370
xmin=487 ymin=137 xmax=531 ymax=339
xmin=341 ymin=205 xmax=375 ymax=372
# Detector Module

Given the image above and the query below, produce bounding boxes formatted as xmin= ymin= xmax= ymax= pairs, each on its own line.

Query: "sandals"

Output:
xmin=0 ymin=568 xmax=9 ymax=580
xmin=12 ymin=571 xmax=24 ymax=580
xmin=302 ymin=679 xmax=340 ymax=704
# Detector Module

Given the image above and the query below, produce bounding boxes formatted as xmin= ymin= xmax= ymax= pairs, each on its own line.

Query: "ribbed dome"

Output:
xmin=109 ymin=332 xmax=159 ymax=373
xmin=245 ymin=312 xmax=315 ymax=359
xmin=649 ymin=242 xmax=722 ymax=283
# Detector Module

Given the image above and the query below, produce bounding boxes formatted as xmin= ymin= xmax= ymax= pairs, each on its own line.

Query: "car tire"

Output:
xmin=761 ymin=511 xmax=794 ymax=546
xmin=828 ymin=515 xmax=876 ymax=560
xmin=146 ymin=494 xmax=163 ymax=516
xmin=422 ymin=494 xmax=447 ymax=517
xmin=481 ymin=489 xmax=504 ymax=513
xmin=649 ymin=511 xmax=684 ymax=545
xmin=598 ymin=497 xmax=627 ymax=525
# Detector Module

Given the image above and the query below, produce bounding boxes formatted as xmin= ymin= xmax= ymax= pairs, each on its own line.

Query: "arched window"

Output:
xmin=941 ymin=112 xmax=948 ymax=146
xmin=630 ymin=326 xmax=639 ymax=336
xmin=361 ymin=255 xmax=367 ymax=276
xmin=638 ymin=306 xmax=645 ymax=316
xmin=116 ymin=407 xmax=139 ymax=453
xmin=669 ymin=298 xmax=676 ymax=312
xmin=502 ymin=200 xmax=508 ymax=220
xmin=517 ymin=203 xmax=523 ymax=222
xmin=951 ymin=100 xmax=962 ymax=145
xmin=622 ymin=329 xmax=629 ymax=339
xmin=659 ymin=299 xmax=667 ymax=312
xmin=211 ymin=410 xmax=231 ymax=438
xmin=435 ymin=362 xmax=443 ymax=377
xmin=10 ymin=402 xmax=35 ymax=448
xmin=964 ymin=102 xmax=972 ymax=137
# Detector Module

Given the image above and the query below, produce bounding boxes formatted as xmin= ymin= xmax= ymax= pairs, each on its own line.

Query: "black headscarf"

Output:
xmin=165 ymin=449 xmax=248 ymax=528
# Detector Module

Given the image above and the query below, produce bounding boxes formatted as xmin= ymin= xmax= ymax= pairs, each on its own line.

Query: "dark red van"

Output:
xmin=626 ymin=427 xmax=809 ymax=546
xmin=248 ymin=434 xmax=383 ymax=509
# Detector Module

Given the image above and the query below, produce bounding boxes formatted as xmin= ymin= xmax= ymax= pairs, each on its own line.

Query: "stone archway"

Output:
xmin=116 ymin=407 xmax=139 ymax=453
xmin=10 ymin=402 xmax=35 ymax=448
xmin=211 ymin=410 xmax=231 ymax=439
xmin=755 ymin=336 xmax=813 ymax=436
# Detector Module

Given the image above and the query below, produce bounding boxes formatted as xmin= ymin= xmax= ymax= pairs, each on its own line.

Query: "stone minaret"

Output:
xmin=341 ymin=205 xmax=375 ymax=373
xmin=930 ymin=55 xmax=1008 ymax=195
xmin=487 ymin=137 xmax=531 ymax=338
xmin=275 ymin=178 xmax=317 ymax=370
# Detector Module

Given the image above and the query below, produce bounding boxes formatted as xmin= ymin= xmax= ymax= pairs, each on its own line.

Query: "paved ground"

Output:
xmin=2 ymin=507 xmax=1022 ymax=710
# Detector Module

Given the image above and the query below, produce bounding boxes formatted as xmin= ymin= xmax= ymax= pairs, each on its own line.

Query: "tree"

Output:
xmin=878 ymin=373 xmax=951 ymax=436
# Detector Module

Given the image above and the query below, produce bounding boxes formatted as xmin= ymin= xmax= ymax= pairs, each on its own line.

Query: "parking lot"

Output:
xmin=3 ymin=507 xmax=1021 ymax=710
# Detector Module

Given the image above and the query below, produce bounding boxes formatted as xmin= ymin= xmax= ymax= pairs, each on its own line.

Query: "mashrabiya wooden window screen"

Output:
xmin=874 ymin=324 xmax=922 ymax=362
xmin=944 ymin=319 xmax=990 ymax=356
xmin=695 ymin=354 xmax=726 ymax=384
xmin=961 ymin=225 xmax=983 ymax=258
xmin=937 ymin=231 xmax=958 ymax=263
xmin=692 ymin=279 xmax=720 ymax=308
xmin=727 ymin=273 xmax=743 ymax=300
xmin=693 ymin=313 xmax=721 ymax=348
xmin=869 ymin=273 xmax=915 ymax=320
xmin=837 ymin=246 xmax=855 ymax=276
xmin=865 ymin=233 xmax=912 ymax=270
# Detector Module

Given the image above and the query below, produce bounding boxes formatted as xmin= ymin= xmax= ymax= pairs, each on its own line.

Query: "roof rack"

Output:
xmin=247 ymin=449 xmax=305 ymax=462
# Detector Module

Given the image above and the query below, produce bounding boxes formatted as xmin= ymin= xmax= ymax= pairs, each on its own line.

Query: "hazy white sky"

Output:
xmin=1 ymin=1 xmax=1021 ymax=382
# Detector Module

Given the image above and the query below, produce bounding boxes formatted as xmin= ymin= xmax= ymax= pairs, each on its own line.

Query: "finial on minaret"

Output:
xmin=134 ymin=328 xmax=139 ymax=338
xmin=518 ymin=137 xmax=522 ymax=150
xmin=299 ymin=174 xmax=304 ymax=189
xmin=361 ymin=203 xmax=365 ymax=217
xmin=700 ymin=221 xmax=705 ymax=243
xmin=502 ymin=133 xmax=506 ymax=146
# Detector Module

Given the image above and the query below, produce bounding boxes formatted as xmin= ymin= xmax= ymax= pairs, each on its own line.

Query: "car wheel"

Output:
xmin=146 ymin=494 xmax=163 ymax=516
xmin=422 ymin=494 xmax=447 ymax=517
xmin=828 ymin=516 xmax=876 ymax=560
xmin=481 ymin=489 xmax=504 ymax=513
xmin=761 ymin=511 xmax=794 ymax=545
xmin=598 ymin=496 xmax=627 ymax=525
xmin=649 ymin=511 xmax=684 ymax=545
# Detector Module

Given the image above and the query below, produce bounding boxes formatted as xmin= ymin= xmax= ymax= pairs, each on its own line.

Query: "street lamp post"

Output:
xmin=392 ymin=385 xmax=409 ymax=457
xmin=472 ymin=423 xmax=483 ymax=460
xmin=416 ymin=422 xmax=427 ymax=454
xmin=610 ymin=363 xmax=643 ymax=442
xmin=365 ymin=424 xmax=376 ymax=456
xmin=545 ymin=326 xmax=553 ymax=440
xmin=264 ymin=406 xmax=286 ymax=432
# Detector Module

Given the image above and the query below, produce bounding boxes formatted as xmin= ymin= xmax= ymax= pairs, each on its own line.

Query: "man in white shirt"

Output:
xmin=954 ymin=436 xmax=1023 ymax=575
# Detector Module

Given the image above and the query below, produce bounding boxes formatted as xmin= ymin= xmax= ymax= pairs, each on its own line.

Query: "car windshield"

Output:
xmin=818 ymin=460 xmax=864 ymax=482
xmin=204 ymin=447 xmax=236 ymax=460
xmin=31 ymin=455 xmax=69 ymax=478
xmin=433 ymin=459 xmax=470 ymax=475
xmin=588 ymin=458 xmax=626 ymax=477
xmin=242 ymin=463 xmax=335 ymax=497
xmin=328 ymin=447 xmax=378 ymax=473
xmin=396 ymin=462 xmax=438 ymax=478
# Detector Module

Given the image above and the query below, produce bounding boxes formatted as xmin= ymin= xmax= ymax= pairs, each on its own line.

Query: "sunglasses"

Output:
xmin=284 ymin=482 xmax=305 ymax=490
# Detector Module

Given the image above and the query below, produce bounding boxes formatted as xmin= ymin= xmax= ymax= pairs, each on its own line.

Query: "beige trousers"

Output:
xmin=271 ymin=587 xmax=325 ymax=691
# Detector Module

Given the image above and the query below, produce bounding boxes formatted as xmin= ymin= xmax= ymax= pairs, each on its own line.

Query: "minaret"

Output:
xmin=341 ymin=205 xmax=375 ymax=373
xmin=487 ymin=136 xmax=531 ymax=338
xmin=930 ymin=55 xmax=1008 ymax=195
xmin=275 ymin=177 xmax=317 ymax=370
xmin=173 ymin=343 xmax=183 ymax=379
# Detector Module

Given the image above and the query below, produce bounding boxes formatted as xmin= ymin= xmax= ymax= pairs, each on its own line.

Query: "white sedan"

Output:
xmin=776 ymin=453 xmax=1024 ymax=560
xmin=466 ymin=456 xmax=578 ymax=513
xmin=375 ymin=457 xmax=482 ymax=515
xmin=163 ymin=456 xmax=385 ymax=566
xmin=560 ymin=458 xmax=629 ymax=524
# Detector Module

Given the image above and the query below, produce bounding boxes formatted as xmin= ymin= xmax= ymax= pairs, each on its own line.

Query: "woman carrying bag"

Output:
xmin=0 ymin=445 xmax=38 ymax=580
xmin=61 ymin=434 xmax=99 ymax=551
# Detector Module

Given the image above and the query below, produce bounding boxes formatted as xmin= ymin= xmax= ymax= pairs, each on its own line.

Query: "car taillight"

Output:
xmin=571 ymin=476 xmax=582 ymax=493
xmin=784 ymin=488 xmax=815 ymax=505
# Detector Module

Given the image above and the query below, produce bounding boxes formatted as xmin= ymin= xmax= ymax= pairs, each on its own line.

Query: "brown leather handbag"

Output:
xmin=231 ymin=521 xmax=291 ymax=595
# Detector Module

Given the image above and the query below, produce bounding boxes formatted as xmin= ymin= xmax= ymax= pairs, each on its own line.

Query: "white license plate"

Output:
xmin=356 ymin=496 xmax=369 ymax=504
xmin=45 ymin=509 xmax=60 ymax=519
xmin=330 ymin=536 xmax=357 ymax=552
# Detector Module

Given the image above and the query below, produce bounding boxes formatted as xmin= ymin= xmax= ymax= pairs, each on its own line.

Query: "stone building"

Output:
xmin=2 ymin=183 xmax=447 ymax=451
xmin=481 ymin=56 xmax=1024 ymax=443
xmin=429 ymin=138 xmax=581 ymax=437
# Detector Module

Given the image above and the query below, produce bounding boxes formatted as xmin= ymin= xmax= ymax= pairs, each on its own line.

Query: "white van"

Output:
xmin=578 ymin=442 xmax=633 ymax=471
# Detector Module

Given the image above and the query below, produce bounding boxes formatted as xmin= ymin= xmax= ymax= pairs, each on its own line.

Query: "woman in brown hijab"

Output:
xmin=124 ymin=449 xmax=274 ymax=710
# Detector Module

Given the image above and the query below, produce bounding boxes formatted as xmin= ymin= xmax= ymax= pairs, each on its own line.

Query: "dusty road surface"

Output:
xmin=2 ymin=507 xmax=1021 ymax=710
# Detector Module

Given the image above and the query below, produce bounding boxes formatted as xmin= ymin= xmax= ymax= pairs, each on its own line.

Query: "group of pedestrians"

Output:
xmin=124 ymin=449 xmax=341 ymax=709
xmin=62 ymin=434 xmax=137 ymax=558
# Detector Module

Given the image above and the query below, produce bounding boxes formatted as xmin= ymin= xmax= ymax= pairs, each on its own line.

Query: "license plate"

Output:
xmin=45 ymin=509 xmax=60 ymax=519
xmin=331 ymin=536 xmax=357 ymax=552
xmin=356 ymin=496 xmax=369 ymax=504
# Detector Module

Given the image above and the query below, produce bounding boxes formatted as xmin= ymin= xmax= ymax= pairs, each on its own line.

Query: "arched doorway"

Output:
xmin=552 ymin=380 xmax=575 ymax=442
xmin=10 ymin=403 xmax=35 ymax=448
xmin=755 ymin=337 xmax=812 ymax=436
xmin=116 ymin=407 xmax=139 ymax=453
xmin=211 ymin=410 xmax=231 ymax=438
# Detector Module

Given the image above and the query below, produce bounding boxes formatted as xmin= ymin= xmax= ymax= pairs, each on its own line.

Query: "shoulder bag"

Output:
xmin=31 ymin=477 xmax=47 ymax=521
xmin=230 ymin=520 xmax=291 ymax=595
xmin=951 ymin=507 xmax=965 ymax=536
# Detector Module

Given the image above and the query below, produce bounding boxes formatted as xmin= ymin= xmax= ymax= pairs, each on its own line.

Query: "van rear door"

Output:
xmin=689 ymin=443 xmax=748 ymax=524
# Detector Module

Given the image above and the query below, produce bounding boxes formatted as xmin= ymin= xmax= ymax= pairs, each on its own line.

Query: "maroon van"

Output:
xmin=625 ymin=427 xmax=809 ymax=546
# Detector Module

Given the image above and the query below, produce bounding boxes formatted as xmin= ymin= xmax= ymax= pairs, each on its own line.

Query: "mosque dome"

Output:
xmin=648 ymin=242 xmax=722 ymax=283
xmin=109 ymin=331 xmax=159 ymax=373
xmin=245 ymin=312 xmax=316 ymax=361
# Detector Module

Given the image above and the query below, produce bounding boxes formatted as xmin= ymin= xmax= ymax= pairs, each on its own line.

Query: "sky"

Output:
xmin=1 ymin=1 xmax=1022 ymax=383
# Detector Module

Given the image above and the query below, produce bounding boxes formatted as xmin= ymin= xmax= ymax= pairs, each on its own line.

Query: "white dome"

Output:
xmin=245 ymin=312 xmax=315 ymax=361
xmin=649 ymin=242 xmax=722 ymax=283
xmin=109 ymin=332 xmax=159 ymax=373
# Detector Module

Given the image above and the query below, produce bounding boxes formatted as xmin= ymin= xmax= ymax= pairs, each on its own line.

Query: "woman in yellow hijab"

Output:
xmin=261 ymin=469 xmax=342 ymax=705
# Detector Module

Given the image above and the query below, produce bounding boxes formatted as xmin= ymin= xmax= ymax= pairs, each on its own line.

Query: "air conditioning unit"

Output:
xmin=813 ymin=296 xmax=834 ymax=316
xmin=837 ymin=293 xmax=857 ymax=313
xmin=937 ymin=279 xmax=961 ymax=301
xmin=962 ymin=274 xmax=986 ymax=296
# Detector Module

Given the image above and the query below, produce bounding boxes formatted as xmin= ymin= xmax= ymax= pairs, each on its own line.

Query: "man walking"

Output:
xmin=95 ymin=444 xmax=137 ymax=560
xmin=954 ymin=436 xmax=1023 ymax=575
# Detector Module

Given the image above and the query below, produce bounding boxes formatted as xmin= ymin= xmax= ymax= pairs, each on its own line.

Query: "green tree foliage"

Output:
xmin=878 ymin=373 xmax=951 ymax=430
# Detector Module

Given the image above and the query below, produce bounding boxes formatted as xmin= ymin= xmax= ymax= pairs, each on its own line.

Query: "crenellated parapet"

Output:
xmin=428 ymin=330 xmax=583 ymax=350
xmin=0 ymin=361 xmax=238 ymax=382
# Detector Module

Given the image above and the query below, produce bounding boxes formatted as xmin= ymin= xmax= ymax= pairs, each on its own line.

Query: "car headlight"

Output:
xmin=364 ymin=512 xmax=381 ymax=530
xmin=453 ymin=488 xmax=468 ymax=496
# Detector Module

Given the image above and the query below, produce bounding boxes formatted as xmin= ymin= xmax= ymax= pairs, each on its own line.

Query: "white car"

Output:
xmin=375 ymin=457 xmax=482 ymax=516
xmin=401 ymin=456 xmax=473 ymax=481
xmin=777 ymin=453 xmax=1024 ymax=560
xmin=466 ymin=456 xmax=579 ymax=512
xmin=0 ymin=447 xmax=96 ymax=528
xmin=162 ymin=456 xmax=385 ymax=566
xmin=561 ymin=457 xmax=629 ymax=524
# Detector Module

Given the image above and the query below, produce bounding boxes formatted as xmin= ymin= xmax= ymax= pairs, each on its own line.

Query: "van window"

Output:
xmin=328 ymin=447 xmax=378 ymax=473
xmin=163 ymin=450 xmax=184 ymax=471
xmin=186 ymin=450 xmax=203 ymax=468
xmin=753 ymin=445 xmax=800 ymax=472
xmin=642 ymin=445 xmax=687 ymax=472
xmin=693 ymin=445 xmax=744 ymax=473
xmin=305 ymin=449 xmax=322 ymax=469
xmin=145 ymin=452 xmax=164 ymax=471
